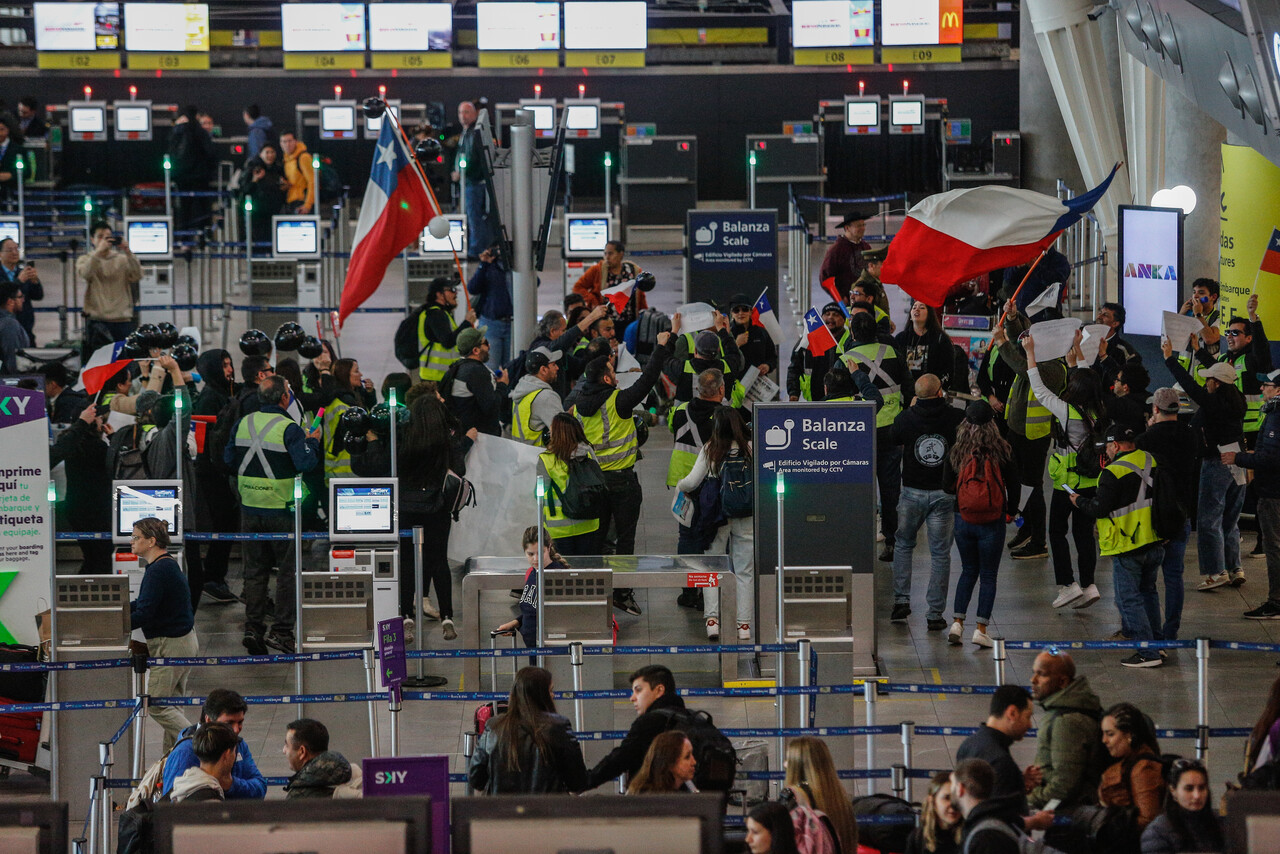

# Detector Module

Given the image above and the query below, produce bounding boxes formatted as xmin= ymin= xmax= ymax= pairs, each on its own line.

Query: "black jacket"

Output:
xmin=1236 ymin=398 xmax=1280 ymax=499
xmin=976 ymin=344 xmax=1015 ymax=405
xmin=444 ymin=358 xmax=509 ymax=436
xmin=895 ymin=327 xmax=955 ymax=387
xmin=787 ymin=327 xmax=851 ymax=401
xmin=955 ymin=724 xmax=1027 ymax=815
xmin=959 ymin=796 xmax=1024 ymax=854
xmin=1107 ymin=390 xmax=1150 ymax=436
xmin=572 ymin=341 xmax=672 ymax=423
xmin=905 ymin=825 xmax=962 ymax=854
xmin=1137 ymin=418 xmax=1199 ymax=514
xmin=889 ymin=397 xmax=965 ymax=491
xmin=729 ymin=320 xmax=779 ymax=377
xmin=48 ymin=388 xmax=88 ymax=424
xmin=49 ymin=419 xmax=111 ymax=529
xmin=584 ymin=692 xmax=687 ymax=789
xmin=284 ymin=751 xmax=353 ymax=799
xmin=467 ymin=712 xmax=588 ymax=794
xmin=1165 ymin=355 xmax=1246 ymax=456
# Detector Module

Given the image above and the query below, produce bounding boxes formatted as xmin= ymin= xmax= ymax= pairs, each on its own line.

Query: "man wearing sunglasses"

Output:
xmin=1223 ymin=369 xmax=1280 ymax=619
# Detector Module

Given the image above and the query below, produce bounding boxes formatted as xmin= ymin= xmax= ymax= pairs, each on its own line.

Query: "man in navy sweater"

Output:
xmin=162 ymin=689 xmax=267 ymax=799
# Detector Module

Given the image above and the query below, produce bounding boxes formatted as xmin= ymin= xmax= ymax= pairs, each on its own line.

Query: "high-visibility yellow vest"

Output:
xmin=234 ymin=412 xmax=296 ymax=511
xmin=512 ymin=388 xmax=547 ymax=446
xmin=1047 ymin=404 xmax=1101 ymax=491
xmin=574 ymin=392 xmax=638 ymax=471
xmin=536 ymin=453 xmax=601 ymax=537
xmin=418 ymin=305 xmax=459 ymax=381
xmin=1096 ymin=450 xmax=1161 ymax=556
xmin=322 ymin=398 xmax=353 ymax=480
xmin=841 ymin=342 xmax=902 ymax=427
xmin=665 ymin=402 xmax=703 ymax=487
xmin=1023 ymin=382 xmax=1054 ymax=440
xmin=1227 ymin=351 xmax=1264 ymax=434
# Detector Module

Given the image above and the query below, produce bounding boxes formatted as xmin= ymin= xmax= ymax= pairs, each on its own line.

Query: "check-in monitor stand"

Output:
xmin=138 ymin=262 xmax=175 ymax=327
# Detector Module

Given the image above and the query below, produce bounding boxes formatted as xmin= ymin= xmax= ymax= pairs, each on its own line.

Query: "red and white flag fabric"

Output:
xmin=75 ymin=340 xmax=133 ymax=396
xmin=751 ymin=289 xmax=783 ymax=345
xmin=803 ymin=307 xmax=839 ymax=357
xmin=600 ymin=280 xmax=636 ymax=314
xmin=339 ymin=117 xmax=439 ymax=326
xmin=882 ymin=164 xmax=1119 ymax=307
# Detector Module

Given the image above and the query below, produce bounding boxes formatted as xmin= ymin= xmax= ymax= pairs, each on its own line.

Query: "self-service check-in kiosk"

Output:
xmin=127 ymin=216 xmax=175 ymax=327
xmin=111 ymin=480 xmax=184 ymax=610
xmin=561 ymin=213 xmax=611 ymax=298
xmin=325 ymin=478 xmax=400 ymax=632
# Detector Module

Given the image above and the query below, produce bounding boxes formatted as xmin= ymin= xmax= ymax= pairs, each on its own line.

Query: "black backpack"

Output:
xmin=118 ymin=787 xmax=220 ymax=854
xmin=1145 ymin=454 xmax=1188 ymax=541
xmin=718 ymin=449 xmax=753 ymax=518
xmin=635 ymin=308 xmax=672 ymax=359
xmin=394 ymin=306 xmax=428 ymax=370
xmin=658 ymin=707 xmax=737 ymax=792
xmin=549 ymin=456 xmax=608 ymax=520
xmin=850 ymin=793 xmax=917 ymax=854
xmin=204 ymin=394 xmax=243 ymax=476
xmin=109 ymin=424 xmax=152 ymax=481
xmin=1058 ymin=409 xmax=1109 ymax=480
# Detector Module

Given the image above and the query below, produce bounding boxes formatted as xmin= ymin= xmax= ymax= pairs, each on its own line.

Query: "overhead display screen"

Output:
xmin=791 ymin=0 xmax=874 ymax=48
xmin=881 ymin=0 xmax=963 ymax=46
xmin=124 ymin=3 xmax=209 ymax=51
xmin=476 ymin=2 xmax=560 ymax=51
xmin=282 ymin=3 xmax=366 ymax=52
xmin=563 ymin=1 xmax=646 ymax=50
xmin=34 ymin=2 xmax=121 ymax=51
xmin=368 ymin=3 xmax=452 ymax=51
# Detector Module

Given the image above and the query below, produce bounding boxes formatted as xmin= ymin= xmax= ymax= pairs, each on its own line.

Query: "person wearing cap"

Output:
xmin=1105 ymin=361 xmax=1150 ymax=436
xmin=572 ymin=240 xmax=648 ymax=312
xmin=668 ymin=326 xmax=746 ymax=406
xmin=573 ymin=320 xmax=677 ymax=616
xmin=466 ymin=242 xmax=514 ymax=372
xmin=1164 ymin=335 xmax=1249 ymax=592
xmin=727 ymin=293 xmax=778 ymax=379
xmin=509 ymin=346 xmax=564 ymax=446
xmin=442 ymin=327 xmax=510 ymax=437
xmin=1070 ymin=425 xmax=1167 ymax=668
xmin=1223 ymin=369 xmax=1280 ymax=619
xmin=1137 ymin=388 xmax=1197 ymax=640
xmin=896 ymin=300 xmax=954 ymax=387
xmin=417 ymin=276 xmax=478 ymax=382
xmin=787 ymin=301 xmax=851 ymax=402
xmin=819 ymin=210 xmax=872 ymax=302
xmin=943 ymin=400 xmax=1019 ymax=649
xmin=842 ymin=312 xmax=908 ymax=559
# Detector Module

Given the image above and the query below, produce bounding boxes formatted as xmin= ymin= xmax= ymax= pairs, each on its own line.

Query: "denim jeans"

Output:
xmin=952 ymin=516 xmax=1004 ymax=623
xmin=892 ymin=487 xmax=954 ymax=618
xmin=1158 ymin=520 xmax=1190 ymax=640
xmin=1113 ymin=545 xmax=1164 ymax=642
xmin=1197 ymin=458 xmax=1245 ymax=576
xmin=1258 ymin=496 xmax=1280 ymax=604
xmin=878 ymin=443 xmax=903 ymax=541
xmin=480 ymin=316 xmax=511 ymax=371
xmin=464 ymin=179 xmax=491 ymax=256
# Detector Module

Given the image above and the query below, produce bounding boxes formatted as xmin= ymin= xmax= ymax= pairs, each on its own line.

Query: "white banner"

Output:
xmin=448 ymin=434 xmax=543 ymax=563
xmin=1078 ymin=323 xmax=1110 ymax=365
xmin=0 ymin=388 xmax=51 ymax=645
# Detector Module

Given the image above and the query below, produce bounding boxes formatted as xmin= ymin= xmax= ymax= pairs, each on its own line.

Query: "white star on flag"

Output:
xmin=375 ymin=142 xmax=397 ymax=168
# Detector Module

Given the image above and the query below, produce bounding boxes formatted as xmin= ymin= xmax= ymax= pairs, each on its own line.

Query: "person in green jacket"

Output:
xmin=1025 ymin=650 xmax=1103 ymax=810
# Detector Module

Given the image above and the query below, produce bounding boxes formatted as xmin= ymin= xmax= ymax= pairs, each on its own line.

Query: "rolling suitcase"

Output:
xmin=0 ymin=643 xmax=46 ymax=703
xmin=0 ymin=696 xmax=41 ymax=764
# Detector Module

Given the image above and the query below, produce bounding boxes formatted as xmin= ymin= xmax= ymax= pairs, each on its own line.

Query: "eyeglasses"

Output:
xmin=1225 ymin=330 xmax=1247 ymax=337
xmin=1170 ymin=758 xmax=1206 ymax=774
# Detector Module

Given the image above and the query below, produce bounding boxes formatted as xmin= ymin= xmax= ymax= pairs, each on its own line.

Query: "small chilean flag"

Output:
xmin=751 ymin=289 xmax=783 ymax=345
xmin=1261 ymin=228 xmax=1280 ymax=276
xmin=803 ymin=308 xmax=839 ymax=357
xmin=601 ymin=280 xmax=636 ymax=314
xmin=882 ymin=164 xmax=1118 ymax=307
xmin=339 ymin=116 xmax=439 ymax=326
xmin=75 ymin=340 xmax=133 ymax=396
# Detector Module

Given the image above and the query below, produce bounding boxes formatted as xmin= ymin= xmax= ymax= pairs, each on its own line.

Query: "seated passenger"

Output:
xmin=583 ymin=665 xmax=686 ymax=790
xmin=169 ymin=722 xmax=239 ymax=803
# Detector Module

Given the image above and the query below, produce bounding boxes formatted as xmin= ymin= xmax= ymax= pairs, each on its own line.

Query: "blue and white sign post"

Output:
xmin=686 ymin=208 xmax=778 ymax=308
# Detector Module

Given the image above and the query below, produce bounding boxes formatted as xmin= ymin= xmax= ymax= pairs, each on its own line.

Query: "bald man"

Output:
xmin=1025 ymin=651 xmax=1104 ymax=809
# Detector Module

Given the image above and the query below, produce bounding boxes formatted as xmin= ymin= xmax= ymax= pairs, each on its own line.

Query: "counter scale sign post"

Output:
xmin=0 ymin=387 xmax=51 ymax=646
xmin=685 ymin=208 xmax=777 ymax=309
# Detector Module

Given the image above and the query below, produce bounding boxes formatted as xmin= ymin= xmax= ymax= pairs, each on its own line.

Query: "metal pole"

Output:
xmin=864 ymin=681 xmax=877 ymax=795
xmin=163 ymin=156 xmax=172 ymax=217
xmin=130 ymin=656 xmax=146 ymax=778
xmin=775 ymin=472 xmax=786 ymax=794
xmin=901 ymin=721 xmax=915 ymax=802
xmin=748 ymin=154 xmax=757 ymax=210
xmin=414 ymin=526 xmax=425 ymax=678
xmin=1196 ymin=636 xmax=1210 ymax=761
xmin=243 ymin=200 xmax=253 ymax=291
xmin=99 ymin=742 xmax=113 ymax=854
xmin=47 ymin=480 xmax=59 ymax=802
xmin=388 ymin=686 xmax=401 ymax=757
xmin=891 ymin=763 xmax=906 ymax=800
xmin=15 ymin=158 xmax=23 ymax=224
xmin=293 ymin=475 xmax=304 ymax=718
xmin=389 ymin=387 xmax=398 ymax=479
xmin=536 ymin=478 xmax=546 ymax=658
xmin=363 ymin=649 xmax=380 ymax=757
xmin=786 ymin=196 xmax=797 ymax=294
xmin=174 ymin=388 xmax=184 ymax=478
xmin=570 ymin=641 xmax=585 ymax=732
xmin=797 ymin=638 xmax=812 ymax=729
xmin=511 ymin=110 xmax=536 ymax=364
xmin=84 ymin=196 xmax=92 ymax=243
xmin=604 ymin=153 xmax=613 ymax=216
xmin=462 ymin=731 xmax=476 ymax=796
xmin=87 ymin=777 xmax=102 ymax=854
xmin=992 ymin=636 xmax=1007 ymax=686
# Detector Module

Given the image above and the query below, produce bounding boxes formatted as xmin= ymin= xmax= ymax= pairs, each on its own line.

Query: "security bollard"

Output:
xmin=570 ymin=642 xmax=585 ymax=733
xmin=462 ymin=731 xmax=476 ymax=796
xmin=1196 ymin=637 xmax=1210 ymax=761
xmin=891 ymin=763 xmax=906 ymax=800
xmin=130 ymin=652 xmax=148 ymax=779
xmin=363 ymin=649 xmax=380 ymax=757
xmin=798 ymin=639 xmax=813 ymax=728
xmin=864 ymin=681 xmax=877 ymax=795
xmin=900 ymin=721 xmax=915 ymax=802
xmin=992 ymin=636 xmax=1007 ymax=686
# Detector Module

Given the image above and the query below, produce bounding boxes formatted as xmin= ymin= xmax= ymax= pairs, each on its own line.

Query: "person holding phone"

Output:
xmin=78 ymin=219 xmax=142 ymax=359
xmin=0 ymin=237 xmax=40 ymax=344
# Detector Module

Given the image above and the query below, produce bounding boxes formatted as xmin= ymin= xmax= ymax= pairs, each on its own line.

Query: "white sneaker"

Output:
xmin=422 ymin=597 xmax=441 ymax=621
xmin=402 ymin=617 xmax=415 ymax=645
xmin=705 ymin=618 xmax=720 ymax=641
xmin=1071 ymin=584 xmax=1101 ymax=609
xmin=1052 ymin=583 xmax=1084 ymax=609
xmin=442 ymin=619 xmax=457 ymax=641
xmin=737 ymin=623 xmax=751 ymax=641
xmin=1197 ymin=571 xmax=1231 ymax=591
xmin=947 ymin=620 xmax=963 ymax=646
xmin=971 ymin=628 xmax=994 ymax=648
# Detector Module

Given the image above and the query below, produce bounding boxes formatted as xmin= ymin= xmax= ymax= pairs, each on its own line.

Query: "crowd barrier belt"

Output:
xmin=1001 ymin=639 xmax=1194 ymax=650
xmin=624 ymin=249 xmax=685 ymax=257
xmin=795 ymin=193 xmax=908 ymax=205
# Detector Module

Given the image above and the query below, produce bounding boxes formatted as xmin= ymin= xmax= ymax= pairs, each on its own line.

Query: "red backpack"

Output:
xmin=957 ymin=452 xmax=1005 ymax=524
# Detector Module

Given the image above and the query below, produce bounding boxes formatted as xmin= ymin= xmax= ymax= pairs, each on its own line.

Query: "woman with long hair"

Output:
xmin=466 ymin=666 xmax=587 ymax=794
xmin=1140 ymin=759 xmax=1223 ymax=854
xmin=1025 ymin=331 xmax=1107 ymax=611
xmin=746 ymin=802 xmax=801 ymax=854
xmin=1246 ymin=674 xmax=1280 ymax=775
xmin=781 ymin=737 xmax=858 ymax=854
xmin=895 ymin=300 xmax=954 ymax=386
xmin=944 ymin=400 xmax=1019 ymax=648
xmin=320 ymin=357 xmax=376 ymax=482
xmin=494 ymin=526 xmax=568 ymax=651
xmin=300 ymin=339 xmax=337 ymax=407
xmin=536 ymin=413 xmax=603 ymax=555
xmin=905 ymin=771 xmax=962 ymax=854
xmin=677 ymin=406 xmax=755 ymax=640
xmin=1098 ymin=702 xmax=1165 ymax=831
xmin=627 ymin=731 xmax=697 ymax=794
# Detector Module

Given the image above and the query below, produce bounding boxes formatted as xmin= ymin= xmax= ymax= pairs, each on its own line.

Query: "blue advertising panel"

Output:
xmin=755 ymin=405 xmax=875 ymax=487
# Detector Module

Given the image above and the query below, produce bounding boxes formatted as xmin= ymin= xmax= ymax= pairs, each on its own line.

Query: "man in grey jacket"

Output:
xmin=1025 ymin=650 xmax=1102 ymax=809
xmin=509 ymin=346 xmax=564 ymax=445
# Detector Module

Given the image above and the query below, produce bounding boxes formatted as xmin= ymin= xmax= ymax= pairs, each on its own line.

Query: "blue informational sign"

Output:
xmin=688 ymin=209 xmax=777 ymax=272
xmin=378 ymin=617 xmax=406 ymax=689
xmin=755 ymin=403 xmax=875 ymax=486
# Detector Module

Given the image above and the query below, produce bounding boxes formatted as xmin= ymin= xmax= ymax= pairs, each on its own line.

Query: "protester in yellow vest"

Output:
xmin=536 ymin=413 xmax=603 ymax=554
xmin=509 ymin=346 xmax=565 ymax=446
xmin=417 ymin=277 xmax=478 ymax=381
xmin=667 ymin=368 xmax=728 ymax=614
xmin=321 ymin=358 xmax=376 ymax=482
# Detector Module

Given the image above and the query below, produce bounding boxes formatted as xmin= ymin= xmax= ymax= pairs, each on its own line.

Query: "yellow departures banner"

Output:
xmin=1220 ymin=143 xmax=1280 ymax=328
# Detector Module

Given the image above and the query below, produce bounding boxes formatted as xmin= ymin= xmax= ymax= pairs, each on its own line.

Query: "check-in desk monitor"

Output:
xmin=562 ymin=99 xmax=601 ymax=139
xmin=0 ymin=217 xmax=22 ymax=253
xmin=889 ymin=96 xmax=926 ymax=135
xmin=113 ymin=480 xmax=182 ymax=545
xmin=330 ymin=479 xmax=399 ymax=543
xmin=844 ymin=97 xmax=881 ymax=135
xmin=319 ymin=101 xmax=358 ymax=140
xmin=419 ymin=215 xmax=466 ymax=256
xmin=517 ymin=99 xmax=556 ymax=139
xmin=69 ymin=103 xmax=108 ymax=140
xmin=273 ymin=216 xmax=322 ymax=260
xmin=114 ymin=102 xmax=153 ymax=140
xmin=565 ymin=215 xmax=609 ymax=256
xmin=126 ymin=216 xmax=174 ymax=261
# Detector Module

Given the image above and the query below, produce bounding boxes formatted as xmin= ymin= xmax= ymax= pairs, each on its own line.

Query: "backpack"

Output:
xmin=635 ymin=308 xmax=672 ymax=358
xmin=962 ymin=817 xmax=1066 ymax=854
xmin=550 ymin=456 xmax=608 ymax=520
xmin=791 ymin=804 xmax=839 ymax=854
xmin=1241 ymin=757 xmax=1280 ymax=790
xmin=110 ymin=424 xmax=152 ymax=481
xmin=1061 ymin=409 xmax=1109 ymax=480
xmin=394 ymin=306 xmax=429 ymax=370
xmin=850 ymin=793 xmax=916 ymax=854
xmin=957 ymin=452 xmax=1005 ymax=524
xmin=117 ymin=735 xmax=193 ymax=854
xmin=118 ymin=786 xmax=220 ymax=854
xmin=204 ymin=394 xmax=243 ymax=476
xmin=657 ymin=707 xmax=737 ymax=792
xmin=315 ymin=155 xmax=344 ymax=203
xmin=718 ymin=449 xmax=754 ymax=518
xmin=425 ymin=470 xmax=476 ymax=521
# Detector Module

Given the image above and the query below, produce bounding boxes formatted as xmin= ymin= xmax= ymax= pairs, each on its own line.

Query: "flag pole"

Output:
xmin=997 ymin=248 xmax=1049 ymax=326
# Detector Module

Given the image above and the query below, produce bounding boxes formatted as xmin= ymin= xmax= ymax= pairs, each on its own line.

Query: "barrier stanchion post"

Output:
xmin=891 ymin=763 xmax=906 ymax=800
xmin=570 ymin=641 xmax=585 ymax=733
xmin=163 ymin=155 xmax=172 ymax=217
xmin=243 ymin=199 xmax=253 ymax=292
xmin=604 ymin=152 xmax=613 ymax=216
xmin=98 ymin=742 xmax=113 ymax=854
xmin=15 ymin=157 xmax=22 ymax=223
xmin=388 ymin=684 xmax=401 ymax=757
xmin=130 ymin=651 xmax=148 ymax=778
xmin=293 ymin=476 xmax=304 ymax=717
xmin=536 ymin=477 xmax=547 ymax=668
xmin=797 ymin=638 xmax=812 ymax=730
xmin=1196 ymin=636 xmax=1210 ymax=761
xmin=462 ymin=731 xmax=476 ymax=796
xmin=993 ymin=636 xmax=1007 ymax=686
xmin=403 ymin=526 xmax=446 ymax=689
xmin=748 ymin=152 xmax=757 ymax=210
xmin=775 ymin=471 xmax=787 ymax=796
xmin=87 ymin=776 xmax=101 ymax=854
xmin=864 ymin=681 xmax=877 ymax=795
xmin=363 ymin=648 xmax=380 ymax=757
xmin=900 ymin=721 xmax=915 ymax=802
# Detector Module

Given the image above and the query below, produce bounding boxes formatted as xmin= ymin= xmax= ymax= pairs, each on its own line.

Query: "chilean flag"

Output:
xmin=339 ymin=117 xmax=439 ymax=326
xmin=1261 ymin=228 xmax=1280 ymax=276
xmin=601 ymin=280 xmax=635 ymax=314
xmin=803 ymin=308 xmax=839 ymax=357
xmin=751 ymin=289 xmax=783 ymax=345
xmin=75 ymin=340 xmax=133 ymax=396
xmin=882 ymin=164 xmax=1119 ymax=307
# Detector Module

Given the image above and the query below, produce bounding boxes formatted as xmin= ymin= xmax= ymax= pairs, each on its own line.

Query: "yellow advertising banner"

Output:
xmin=1220 ymin=143 xmax=1280 ymax=328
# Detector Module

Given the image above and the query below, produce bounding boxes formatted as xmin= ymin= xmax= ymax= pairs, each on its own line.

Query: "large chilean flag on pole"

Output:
xmin=339 ymin=118 xmax=439 ymax=326
xmin=882 ymin=164 xmax=1119 ymax=307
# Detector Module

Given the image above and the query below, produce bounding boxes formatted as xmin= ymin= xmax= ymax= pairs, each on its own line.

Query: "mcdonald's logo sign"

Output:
xmin=938 ymin=0 xmax=963 ymax=44
xmin=941 ymin=12 xmax=960 ymax=27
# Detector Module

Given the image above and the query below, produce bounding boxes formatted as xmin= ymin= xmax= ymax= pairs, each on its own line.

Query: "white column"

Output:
xmin=1119 ymin=44 xmax=1166 ymax=211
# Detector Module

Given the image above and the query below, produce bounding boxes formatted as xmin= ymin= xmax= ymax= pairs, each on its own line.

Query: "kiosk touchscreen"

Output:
xmin=273 ymin=216 xmax=323 ymax=260
xmin=0 ymin=217 xmax=23 ymax=254
xmin=320 ymin=101 xmax=358 ymax=140
xmin=328 ymin=478 xmax=400 ymax=629
xmin=114 ymin=101 xmax=153 ymax=141
xmin=126 ymin=216 xmax=174 ymax=261
xmin=562 ymin=98 xmax=601 ymax=139
xmin=517 ymin=99 xmax=557 ymax=139
xmin=844 ymin=96 xmax=881 ymax=135
xmin=419 ymin=215 xmax=466 ymax=256
xmin=68 ymin=102 xmax=108 ymax=141
xmin=888 ymin=96 xmax=926 ymax=134
xmin=112 ymin=480 xmax=182 ymax=546
xmin=564 ymin=214 xmax=610 ymax=258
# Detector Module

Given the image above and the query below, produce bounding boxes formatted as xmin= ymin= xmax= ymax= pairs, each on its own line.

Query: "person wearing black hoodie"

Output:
xmin=582 ymin=664 xmax=687 ymax=790
xmin=191 ymin=348 xmax=241 ymax=606
xmin=574 ymin=324 xmax=675 ymax=616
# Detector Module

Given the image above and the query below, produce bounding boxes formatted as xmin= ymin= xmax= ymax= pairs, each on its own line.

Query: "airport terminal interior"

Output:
xmin=4 ymin=0 xmax=1280 ymax=851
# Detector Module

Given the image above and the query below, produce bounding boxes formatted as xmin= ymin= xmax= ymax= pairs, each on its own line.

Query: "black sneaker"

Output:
xmin=1120 ymin=650 xmax=1163 ymax=668
xmin=242 ymin=631 xmax=267 ymax=656
xmin=1007 ymin=528 xmax=1032 ymax=551
xmin=926 ymin=617 xmax=947 ymax=631
xmin=203 ymin=582 xmax=239 ymax=604
xmin=1250 ymin=540 xmax=1266 ymax=558
xmin=878 ymin=543 xmax=895 ymax=563
xmin=890 ymin=603 xmax=911 ymax=622
xmin=1011 ymin=543 xmax=1049 ymax=560
xmin=264 ymin=630 xmax=295 ymax=654
xmin=1245 ymin=601 xmax=1280 ymax=620
xmin=613 ymin=590 xmax=642 ymax=616
xmin=676 ymin=589 xmax=704 ymax=611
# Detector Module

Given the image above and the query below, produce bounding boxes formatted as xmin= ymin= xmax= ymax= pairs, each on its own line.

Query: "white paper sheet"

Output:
xmin=1162 ymin=311 xmax=1205 ymax=351
xmin=1025 ymin=282 xmax=1062 ymax=315
xmin=1078 ymin=323 xmax=1111 ymax=365
xmin=676 ymin=302 xmax=716 ymax=333
xmin=448 ymin=434 xmax=544 ymax=563
xmin=1027 ymin=317 xmax=1083 ymax=361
